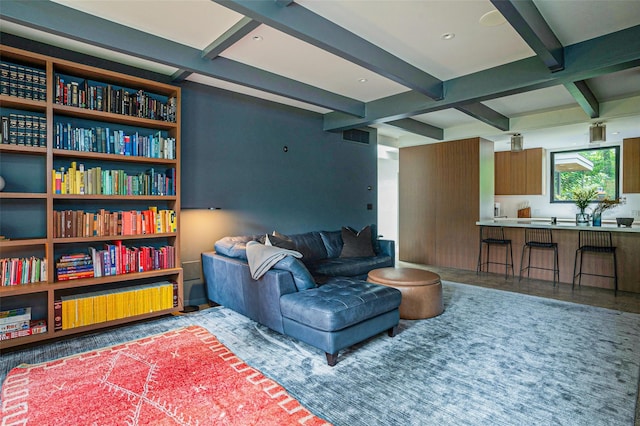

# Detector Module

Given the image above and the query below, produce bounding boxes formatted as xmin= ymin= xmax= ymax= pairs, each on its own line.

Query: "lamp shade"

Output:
xmin=511 ymin=134 xmax=523 ymax=152
xmin=589 ymin=123 xmax=606 ymax=143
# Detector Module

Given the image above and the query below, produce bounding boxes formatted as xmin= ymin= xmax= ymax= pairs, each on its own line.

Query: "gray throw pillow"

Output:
xmin=340 ymin=225 xmax=375 ymax=258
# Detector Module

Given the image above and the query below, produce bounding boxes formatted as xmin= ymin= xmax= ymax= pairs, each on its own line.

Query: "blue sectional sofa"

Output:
xmin=202 ymin=228 xmax=401 ymax=365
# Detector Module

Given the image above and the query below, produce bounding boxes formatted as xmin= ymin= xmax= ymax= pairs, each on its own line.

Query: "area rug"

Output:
xmin=1 ymin=325 xmax=329 ymax=426
xmin=2 ymin=282 xmax=639 ymax=425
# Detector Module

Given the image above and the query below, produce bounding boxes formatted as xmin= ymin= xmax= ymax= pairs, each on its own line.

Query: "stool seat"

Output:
xmin=519 ymin=228 xmax=559 ymax=285
xmin=573 ymin=230 xmax=618 ymax=295
xmin=477 ymin=226 xmax=514 ymax=279
xmin=367 ymin=268 xmax=444 ymax=320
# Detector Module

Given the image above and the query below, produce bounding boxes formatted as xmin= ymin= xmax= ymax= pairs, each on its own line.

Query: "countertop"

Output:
xmin=476 ymin=218 xmax=640 ymax=233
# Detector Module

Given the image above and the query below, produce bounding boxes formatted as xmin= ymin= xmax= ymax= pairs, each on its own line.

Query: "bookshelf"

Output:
xmin=0 ymin=45 xmax=183 ymax=349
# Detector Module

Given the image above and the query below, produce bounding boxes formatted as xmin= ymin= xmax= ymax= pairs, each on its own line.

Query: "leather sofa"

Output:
xmin=201 ymin=229 xmax=401 ymax=365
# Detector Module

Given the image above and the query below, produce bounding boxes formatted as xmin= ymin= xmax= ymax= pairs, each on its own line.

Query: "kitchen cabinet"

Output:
xmin=495 ymin=148 xmax=545 ymax=195
xmin=623 ymin=137 xmax=640 ymax=193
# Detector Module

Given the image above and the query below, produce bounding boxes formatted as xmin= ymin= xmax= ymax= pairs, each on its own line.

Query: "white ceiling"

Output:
xmin=2 ymin=0 xmax=639 ymax=152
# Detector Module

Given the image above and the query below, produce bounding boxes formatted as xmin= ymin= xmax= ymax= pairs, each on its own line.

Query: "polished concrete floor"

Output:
xmin=399 ymin=261 xmax=640 ymax=314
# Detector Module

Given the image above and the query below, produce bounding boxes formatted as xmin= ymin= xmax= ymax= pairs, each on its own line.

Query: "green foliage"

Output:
xmin=571 ymin=186 xmax=598 ymax=211
xmin=553 ymin=147 xmax=618 ymax=202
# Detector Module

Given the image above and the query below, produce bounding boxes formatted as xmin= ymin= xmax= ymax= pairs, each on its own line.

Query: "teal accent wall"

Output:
xmin=180 ymin=81 xmax=378 ymax=235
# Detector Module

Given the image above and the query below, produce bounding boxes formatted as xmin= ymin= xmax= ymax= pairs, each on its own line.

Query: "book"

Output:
xmin=0 ymin=307 xmax=31 ymax=325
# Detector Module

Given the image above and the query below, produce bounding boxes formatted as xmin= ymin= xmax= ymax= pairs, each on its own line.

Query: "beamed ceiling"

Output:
xmin=1 ymin=0 xmax=639 ymax=151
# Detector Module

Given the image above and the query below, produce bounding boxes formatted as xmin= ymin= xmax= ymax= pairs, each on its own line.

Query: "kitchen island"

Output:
xmin=476 ymin=219 xmax=640 ymax=293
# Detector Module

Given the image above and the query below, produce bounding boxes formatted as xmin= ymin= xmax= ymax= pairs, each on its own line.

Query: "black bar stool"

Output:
xmin=572 ymin=230 xmax=618 ymax=295
xmin=519 ymin=228 xmax=559 ymax=286
xmin=477 ymin=226 xmax=514 ymax=279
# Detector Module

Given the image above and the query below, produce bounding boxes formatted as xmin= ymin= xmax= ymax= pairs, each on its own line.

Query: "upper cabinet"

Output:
xmin=623 ymin=137 xmax=640 ymax=193
xmin=495 ymin=148 xmax=545 ymax=195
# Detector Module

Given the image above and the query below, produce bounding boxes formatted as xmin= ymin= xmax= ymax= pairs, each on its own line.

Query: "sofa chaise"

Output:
xmin=202 ymin=227 xmax=401 ymax=365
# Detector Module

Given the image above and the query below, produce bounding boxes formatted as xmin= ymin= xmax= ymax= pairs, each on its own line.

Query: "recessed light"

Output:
xmin=479 ymin=10 xmax=506 ymax=27
xmin=612 ymin=131 xmax=620 ymax=135
xmin=358 ymin=78 xmax=368 ymax=83
xmin=252 ymin=35 xmax=263 ymax=41
xmin=441 ymin=32 xmax=455 ymax=41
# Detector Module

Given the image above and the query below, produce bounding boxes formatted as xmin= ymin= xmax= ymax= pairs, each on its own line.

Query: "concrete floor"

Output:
xmin=398 ymin=261 xmax=640 ymax=314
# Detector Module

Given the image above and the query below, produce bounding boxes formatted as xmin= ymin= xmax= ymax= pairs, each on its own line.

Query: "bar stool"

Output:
xmin=477 ymin=226 xmax=514 ymax=279
xmin=519 ymin=228 xmax=559 ymax=286
xmin=572 ymin=230 xmax=617 ymax=295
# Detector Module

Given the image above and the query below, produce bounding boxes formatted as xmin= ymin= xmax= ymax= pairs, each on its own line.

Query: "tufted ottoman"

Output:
xmin=280 ymin=277 xmax=401 ymax=366
xmin=367 ymin=267 xmax=444 ymax=320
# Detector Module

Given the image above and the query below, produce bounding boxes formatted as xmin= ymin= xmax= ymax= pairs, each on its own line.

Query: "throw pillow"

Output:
xmin=340 ymin=225 xmax=375 ymax=258
xmin=259 ymin=232 xmax=297 ymax=250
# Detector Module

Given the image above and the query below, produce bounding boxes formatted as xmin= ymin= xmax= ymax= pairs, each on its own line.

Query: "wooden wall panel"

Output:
xmin=399 ymin=144 xmax=436 ymax=264
xmin=400 ymin=137 xmax=491 ymax=270
xmin=435 ymin=138 xmax=480 ymax=269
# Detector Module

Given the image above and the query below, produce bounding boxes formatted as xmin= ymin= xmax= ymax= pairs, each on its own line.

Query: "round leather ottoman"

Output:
xmin=367 ymin=267 xmax=444 ymax=320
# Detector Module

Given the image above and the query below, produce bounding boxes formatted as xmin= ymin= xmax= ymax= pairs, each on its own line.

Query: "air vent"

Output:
xmin=343 ymin=129 xmax=370 ymax=144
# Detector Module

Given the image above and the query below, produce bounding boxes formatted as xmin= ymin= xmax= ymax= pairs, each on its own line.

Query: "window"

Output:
xmin=550 ymin=146 xmax=620 ymax=203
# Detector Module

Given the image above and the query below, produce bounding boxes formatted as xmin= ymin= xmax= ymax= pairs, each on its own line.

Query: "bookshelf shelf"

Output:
xmin=52 ymin=149 xmax=178 ymax=165
xmin=53 ymin=104 xmax=178 ymax=130
xmin=0 ymin=238 xmax=47 ymax=247
xmin=0 ymin=94 xmax=47 ymax=112
xmin=53 ymin=233 xmax=177 ymax=244
xmin=0 ymin=44 xmax=182 ymax=349
xmin=0 ymin=192 xmax=47 ymax=199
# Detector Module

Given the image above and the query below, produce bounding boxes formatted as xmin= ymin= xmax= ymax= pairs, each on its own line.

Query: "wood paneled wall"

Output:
xmin=399 ymin=137 xmax=494 ymax=270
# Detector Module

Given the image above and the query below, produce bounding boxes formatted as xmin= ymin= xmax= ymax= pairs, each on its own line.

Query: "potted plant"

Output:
xmin=571 ymin=186 xmax=598 ymax=225
xmin=592 ymin=197 xmax=621 ymax=226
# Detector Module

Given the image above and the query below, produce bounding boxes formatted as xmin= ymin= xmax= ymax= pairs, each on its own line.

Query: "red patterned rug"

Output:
xmin=1 ymin=325 xmax=329 ymax=425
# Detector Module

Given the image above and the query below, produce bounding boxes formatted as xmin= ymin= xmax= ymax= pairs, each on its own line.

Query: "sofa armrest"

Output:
xmin=202 ymin=251 xmax=298 ymax=333
xmin=377 ymin=239 xmax=395 ymax=266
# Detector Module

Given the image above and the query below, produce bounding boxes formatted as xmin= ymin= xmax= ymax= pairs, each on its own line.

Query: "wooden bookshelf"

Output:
xmin=0 ymin=45 xmax=183 ymax=349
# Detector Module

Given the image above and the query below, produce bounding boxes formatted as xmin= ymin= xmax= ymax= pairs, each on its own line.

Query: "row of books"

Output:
xmin=1 ymin=113 xmax=47 ymax=147
xmin=0 ymin=307 xmax=47 ymax=341
xmin=87 ymin=242 xmax=176 ymax=279
xmin=54 ymin=281 xmax=178 ymax=330
xmin=56 ymin=254 xmax=94 ymax=281
xmin=52 ymin=162 xmax=176 ymax=196
xmin=1 ymin=257 xmax=47 ymax=286
xmin=55 ymin=75 xmax=177 ymax=123
xmin=54 ymin=123 xmax=176 ymax=159
xmin=0 ymin=61 xmax=47 ymax=101
xmin=54 ymin=207 xmax=176 ymax=238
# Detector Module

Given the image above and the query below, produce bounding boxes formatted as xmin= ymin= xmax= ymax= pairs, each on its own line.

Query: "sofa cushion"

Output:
xmin=273 ymin=256 xmax=316 ymax=291
xmin=288 ymin=231 xmax=328 ymax=261
xmin=340 ymin=226 xmax=375 ymax=258
xmin=320 ymin=230 xmax=343 ymax=258
xmin=214 ymin=235 xmax=259 ymax=260
xmin=279 ymin=278 xmax=401 ymax=332
xmin=306 ymin=255 xmax=394 ymax=278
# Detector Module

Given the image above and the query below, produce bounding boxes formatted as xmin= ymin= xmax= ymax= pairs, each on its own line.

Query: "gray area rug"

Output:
xmin=2 ymin=281 xmax=639 ymax=425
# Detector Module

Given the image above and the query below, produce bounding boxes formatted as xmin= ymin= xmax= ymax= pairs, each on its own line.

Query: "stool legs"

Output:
xmin=519 ymin=244 xmax=559 ymax=286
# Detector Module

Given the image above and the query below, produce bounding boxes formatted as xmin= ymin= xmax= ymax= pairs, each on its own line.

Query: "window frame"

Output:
xmin=549 ymin=145 xmax=620 ymax=204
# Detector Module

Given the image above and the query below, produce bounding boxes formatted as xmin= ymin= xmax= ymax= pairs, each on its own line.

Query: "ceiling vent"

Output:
xmin=510 ymin=133 xmax=523 ymax=152
xmin=589 ymin=122 xmax=606 ymax=143
xmin=343 ymin=129 xmax=370 ymax=145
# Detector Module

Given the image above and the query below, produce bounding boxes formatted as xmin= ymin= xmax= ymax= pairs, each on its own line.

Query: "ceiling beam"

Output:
xmin=386 ymin=119 xmax=444 ymax=140
xmin=212 ymin=0 xmax=444 ymax=100
xmin=490 ymin=0 xmax=564 ymax=71
xmin=323 ymin=24 xmax=640 ymax=131
xmin=564 ymin=80 xmax=599 ymax=118
xmin=456 ymin=104 xmax=510 ymax=131
xmin=201 ymin=16 xmax=260 ymax=60
xmin=0 ymin=0 xmax=365 ymax=117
